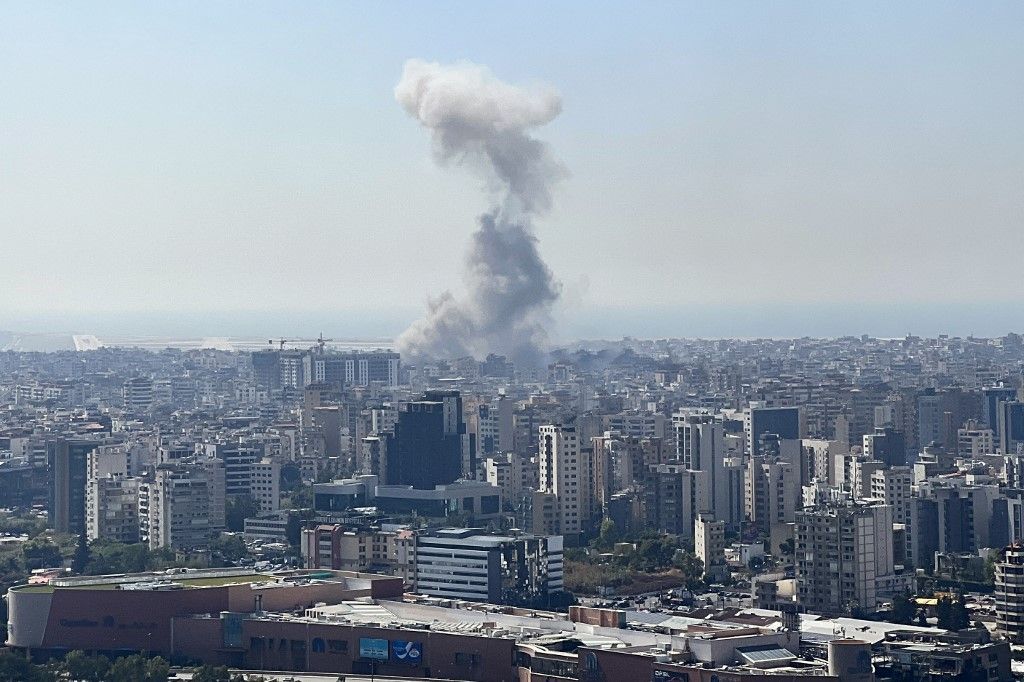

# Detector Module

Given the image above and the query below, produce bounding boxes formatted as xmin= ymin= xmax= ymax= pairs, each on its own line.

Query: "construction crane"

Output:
xmin=267 ymin=333 xmax=334 ymax=352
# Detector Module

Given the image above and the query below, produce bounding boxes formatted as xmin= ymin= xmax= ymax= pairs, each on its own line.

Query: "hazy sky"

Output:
xmin=1 ymin=2 xmax=1022 ymax=338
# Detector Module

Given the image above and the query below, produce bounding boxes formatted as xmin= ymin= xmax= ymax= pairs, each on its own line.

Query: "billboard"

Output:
xmin=359 ymin=637 xmax=389 ymax=660
xmin=390 ymin=639 xmax=423 ymax=664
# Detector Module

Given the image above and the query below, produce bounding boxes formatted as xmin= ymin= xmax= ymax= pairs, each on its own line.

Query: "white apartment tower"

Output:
xmin=745 ymin=457 xmax=800 ymax=538
xmin=86 ymin=476 xmax=140 ymax=543
xmin=139 ymin=461 xmax=225 ymax=550
xmin=538 ymin=424 xmax=591 ymax=536
xmin=695 ymin=514 xmax=728 ymax=582
xmin=995 ymin=545 xmax=1024 ymax=643
xmin=86 ymin=446 xmax=139 ymax=543
xmin=674 ymin=413 xmax=744 ymax=530
xmin=479 ymin=396 xmax=515 ymax=454
xmin=869 ymin=467 xmax=913 ymax=526
xmin=484 ymin=451 xmax=536 ymax=507
xmin=795 ymin=501 xmax=896 ymax=615
xmin=251 ymin=458 xmax=281 ymax=513
xmin=959 ymin=422 xmax=996 ymax=458
xmin=122 ymin=376 xmax=154 ymax=412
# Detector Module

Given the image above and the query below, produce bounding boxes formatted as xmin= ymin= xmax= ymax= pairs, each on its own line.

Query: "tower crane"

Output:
xmin=266 ymin=333 xmax=334 ymax=352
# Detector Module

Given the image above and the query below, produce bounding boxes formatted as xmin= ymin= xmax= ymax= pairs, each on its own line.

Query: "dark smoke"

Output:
xmin=394 ymin=59 xmax=564 ymax=367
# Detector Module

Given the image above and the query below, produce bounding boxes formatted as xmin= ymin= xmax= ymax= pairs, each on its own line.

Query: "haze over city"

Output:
xmin=3 ymin=2 xmax=1023 ymax=344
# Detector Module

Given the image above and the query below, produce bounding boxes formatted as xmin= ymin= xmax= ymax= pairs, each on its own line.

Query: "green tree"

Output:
xmin=61 ymin=651 xmax=109 ymax=682
xmin=673 ymin=550 xmax=705 ymax=590
xmin=146 ymin=656 xmax=171 ymax=682
xmin=936 ymin=595 xmax=970 ymax=631
xmin=0 ymin=511 xmax=47 ymax=538
xmin=285 ymin=486 xmax=313 ymax=510
xmin=225 ymin=496 xmax=260 ymax=532
xmin=598 ymin=518 xmax=618 ymax=549
xmin=22 ymin=537 xmax=62 ymax=569
xmin=108 ymin=655 xmax=148 ymax=682
xmin=286 ymin=509 xmax=315 ymax=546
xmin=778 ymin=537 xmax=795 ymax=558
xmin=630 ymin=535 xmax=678 ymax=572
xmin=148 ymin=546 xmax=179 ymax=569
xmin=984 ymin=552 xmax=999 ymax=586
xmin=891 ymin=592 xmax=916 ymax=625
xmin=192 ymin=664 xmax=232 ymax=682
xmin=85 ymin=540 xmax=151 ymax=575
xmin=0 ymin=651 xmax=54 ymax=682
xmin=210 ymin=534 xmax=248 ymax=563
xmin=100 ymin=654 xmax=169 ymax=682
xmin=563 ymin=547 xmax=588 ymax=562
xmin=935 ymin=596 xmax=950 ymax=628
xmin=71 ymin=534 xmax=91 ymax=574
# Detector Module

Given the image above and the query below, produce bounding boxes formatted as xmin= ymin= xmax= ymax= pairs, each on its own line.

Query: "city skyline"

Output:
xmin=7 ymin=3 xmax=1024 ymax=679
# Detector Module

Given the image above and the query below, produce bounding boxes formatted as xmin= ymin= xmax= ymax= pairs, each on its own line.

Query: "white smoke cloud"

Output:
xmin=394 ymin=59 xmax=565 ymax=366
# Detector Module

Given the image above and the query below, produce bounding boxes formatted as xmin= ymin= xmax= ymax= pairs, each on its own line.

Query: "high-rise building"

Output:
xmin=675 ymin=413 xmax=743 ymax=530
xmin=480 ymin=353 xmax=514 ymax=378
xmin=386 ymin=391 xmax=468 ymax=490
xmin=747 ymin=406 xmax=804 ymax=456
xmin=122 ymin=376 xmax=154 ymax=412
xmin=862 ymin=427 xmax=906 ymax=467
xmin=745 ymin=455 xmax=799 ymax=540
xmin=923 ymin=483 xmax=1002 ymax=555
xmin=301 ymin=524 xmax=414 ymax=581
xmin=998 ymin=401 xmax=1024 ymax=455
xmin=984 ymin=385 xmax=1018 ymax=438
xmin=251 ymin=350 xmax=283 ymax=390
xmin=252 ymin=348 xmax=400 ymax=390
xmin=870 ymin=467 xmax=913 ymax=564
xmin=251 ymin=458 xmax=281 ymax=513
xmin=86 ymin=476 xmax=140 ymax=543
xmin=538 ymin=424 xmax=589 ymax=536
xmin=958 ymin=421 xmax=996 ymax=458
xmin=603 ymin=411 xmax=666 ymax=440
xmin=478 ymin=395 xmax=514 ymax=455
xmin=694 ymin=515 xmax=727 ymax=582
xmin=995 ymin=545 xmax=1024 ymax=643
xmin=917 ymin=389 xmax=984 ymax=452
xmin=869 ymin=467 xmax=913 ymax=527
xmin=644 ymin=463 xmax=697 ymax=541
xmin=359 ymin=435 xmax=388 ymax=478
xmin=205 ymin=441 xmax=262 ymax=498
xmin=483 ymin=451 xmax=536 ymax=508
xmin=801 ymin=438 xmax=849 ymax=487
xmin=48 ymin=438 xmax=99 ymax=535
xmin=413 ymin=528 xmax=563 ymax=605
xmin=909 ymin=497 xmax=938 ymax=571
xmin=138 ymin=461 xmax=225 ymax=550
xmin=592 ymin=432 xmax=665 ymax=505
xmin=795 ymin=501 xmax=896 ymax=616
xmin=304 ymin=350 xmax=401 ymax=388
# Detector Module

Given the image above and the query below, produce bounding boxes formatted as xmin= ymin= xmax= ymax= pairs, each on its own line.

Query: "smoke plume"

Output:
xmin=394 ymin=59 xmax=565 ymax=367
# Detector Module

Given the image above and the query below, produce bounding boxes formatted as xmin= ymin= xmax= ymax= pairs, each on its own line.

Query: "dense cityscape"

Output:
xmin=3 ymin=1 xmax=1021 ymax=680
xmin=0 ymin=334 xmax=1021 ymax=680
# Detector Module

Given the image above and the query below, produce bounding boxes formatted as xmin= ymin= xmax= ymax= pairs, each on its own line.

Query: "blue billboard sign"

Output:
xmin=390 ymin=639 xmax=423 ymax=664
xmin=359 ymin=637 xmax=389 ymax=660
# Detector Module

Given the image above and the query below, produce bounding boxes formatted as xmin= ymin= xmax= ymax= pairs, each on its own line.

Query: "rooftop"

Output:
xmin=10 ymin=568 xmax=347 ymax=594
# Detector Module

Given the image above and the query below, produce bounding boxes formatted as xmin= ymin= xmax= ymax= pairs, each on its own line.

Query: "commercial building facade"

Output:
xmin=413 ymin=529 xmax=563 ymax=605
